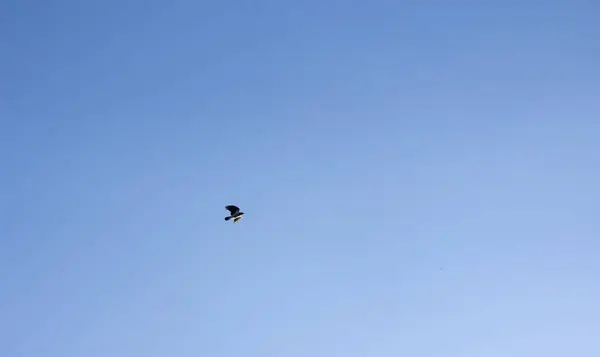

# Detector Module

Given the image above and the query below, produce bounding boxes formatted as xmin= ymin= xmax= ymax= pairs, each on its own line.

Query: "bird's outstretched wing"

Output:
xmin=225 ymin=205 xmax=240 ymax=215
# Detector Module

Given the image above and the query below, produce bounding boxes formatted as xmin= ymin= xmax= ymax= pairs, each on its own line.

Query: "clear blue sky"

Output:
xmin=2 ymin=0 xmax=599 ymax=356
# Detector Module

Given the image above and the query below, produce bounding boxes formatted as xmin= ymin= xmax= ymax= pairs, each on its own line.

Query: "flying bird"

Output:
xmin=225 ymin=205 xmax=244 ymax=223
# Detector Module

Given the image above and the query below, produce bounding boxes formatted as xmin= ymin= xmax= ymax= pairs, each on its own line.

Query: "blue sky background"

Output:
xmin=1 ymin=0 xmax=599 ymax=356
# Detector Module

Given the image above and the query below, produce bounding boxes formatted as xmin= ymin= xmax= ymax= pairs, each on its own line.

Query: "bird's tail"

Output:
xmin=225 ymin=216 xmax=231 ymax=221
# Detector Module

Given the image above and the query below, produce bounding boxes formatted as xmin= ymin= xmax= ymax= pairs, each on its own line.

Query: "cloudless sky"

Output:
xmin=2 ymin=0 xmax=599 ymax=356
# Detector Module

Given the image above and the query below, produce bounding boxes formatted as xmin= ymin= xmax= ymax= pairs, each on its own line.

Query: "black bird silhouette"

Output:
xmin=224 ymin=205 xmax=244 ymax=223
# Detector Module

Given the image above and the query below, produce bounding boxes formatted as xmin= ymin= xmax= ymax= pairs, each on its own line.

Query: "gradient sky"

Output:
xmin=2 ymin=1 xmax=599 ymax=356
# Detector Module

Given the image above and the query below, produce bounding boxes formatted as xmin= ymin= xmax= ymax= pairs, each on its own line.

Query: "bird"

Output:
xmin=224 ymin=205 xmax=244 ymax=223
